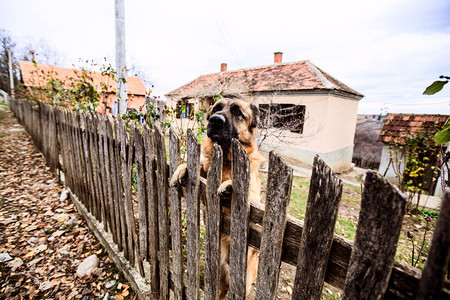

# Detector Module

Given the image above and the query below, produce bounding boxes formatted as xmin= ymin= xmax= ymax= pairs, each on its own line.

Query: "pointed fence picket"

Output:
xmin=9 ymin=98 xmax=450 ymax=300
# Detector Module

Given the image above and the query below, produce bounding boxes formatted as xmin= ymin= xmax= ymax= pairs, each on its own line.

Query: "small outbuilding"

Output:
xmin=378 ymin=113 xmax=449 ymax=197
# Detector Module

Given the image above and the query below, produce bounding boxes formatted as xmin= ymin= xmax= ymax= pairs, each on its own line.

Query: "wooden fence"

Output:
xmin=9 ymin=99 xmax=450 ymax=299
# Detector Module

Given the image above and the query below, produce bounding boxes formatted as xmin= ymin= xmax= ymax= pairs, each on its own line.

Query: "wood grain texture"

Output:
xmin=256 ymin=151 xmax=293 ymax=300
xmin=153 ymin=125 xmax=170 ymax=299
xmin=416 ymin=189 xmax=450 ymax=300
xmin=205 ymin=144 xmax=223 ymax=300
xmin=113 ymin=118 xmax=127 ymax=255
xmin=169 ymin=128 xmax=184 ymax=300
xmin=134 ymin=126 xmax=148 ymax=275
xmin=342 ymin=170 xmax=407 ymax=300
xmin=186 ymin=129 xmax=201 ymax=300
xmin=228 ymin=139 xmax=251 ymax=300
xmin=81 ymin=113 xmax=96 ymax=221
xmin=106 ymin=118 xmax=123 ymax=251
xmin=143 ymin=124 xmax=160 ymax=299
xmin=97 ymin=117 xmax=114 ymax=237
xmin=292 ymin=155 xmax=343 ymax=300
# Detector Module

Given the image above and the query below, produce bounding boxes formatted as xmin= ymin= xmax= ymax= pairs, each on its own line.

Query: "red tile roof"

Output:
xmin=19 ymin=60 xmax=147 ymax=96
xmin=166 ymin=60 xmax=363 ymax=99
xmin=379 ymin=114 xmax=449 ymax=144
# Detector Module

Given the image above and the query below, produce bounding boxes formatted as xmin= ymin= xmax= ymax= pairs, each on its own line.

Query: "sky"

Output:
xmin=1 ymin=0 xmax=449 ymax=115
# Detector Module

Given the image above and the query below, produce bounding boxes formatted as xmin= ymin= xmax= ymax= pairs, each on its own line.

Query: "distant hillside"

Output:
xmin=353 ymin=115 xmax=384 ymax=169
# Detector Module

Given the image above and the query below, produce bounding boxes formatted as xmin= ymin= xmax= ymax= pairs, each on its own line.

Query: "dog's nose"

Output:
xmin=209 ymin=114 xmax=225 ymax=129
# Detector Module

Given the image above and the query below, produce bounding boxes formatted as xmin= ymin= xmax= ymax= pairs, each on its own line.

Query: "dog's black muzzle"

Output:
xmin=207 ymin=114 xmax=232 ymax=144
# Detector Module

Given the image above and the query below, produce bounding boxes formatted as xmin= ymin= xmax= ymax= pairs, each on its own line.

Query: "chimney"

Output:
xmin=274 ymin=52 xmax=283 ymax=64
xmin=221 ymin=63 xmax=227 ymax=72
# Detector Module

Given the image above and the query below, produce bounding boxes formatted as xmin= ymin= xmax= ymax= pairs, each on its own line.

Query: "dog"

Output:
xmin=170 ymin=98 xmax=264 ymax=298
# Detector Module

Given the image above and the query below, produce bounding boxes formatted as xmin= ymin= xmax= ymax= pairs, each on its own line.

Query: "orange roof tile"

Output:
xmin=166 ymin=60 xmax=363 ymax=99
xmin=379 ymin=114 xmax=449 ymax=144
xmin=19 ymin=60 xmax=147 ymax=96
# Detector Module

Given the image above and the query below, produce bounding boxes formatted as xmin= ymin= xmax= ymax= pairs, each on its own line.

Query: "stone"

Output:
xmin=76 ymin=254 xmax=99 ymax=277
xmin=0 ymin=252 xmax=13 ymax=263
xmin=39 ymin=280 xmax=52 ymax=291
xmin=104 ymin=279 xmax=117 ymax=289
xmin=60 ymin=189 xmax=69 ymax=201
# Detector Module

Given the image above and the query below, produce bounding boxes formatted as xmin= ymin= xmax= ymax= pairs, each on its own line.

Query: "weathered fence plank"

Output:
xmin=154 ymin=125 xmax=170 ymax=299
xmin=342 ymin=170 xmax=407 ymax=299
xmin=113 ymin=118 xmax=127 ymax=255
xmin=91 ymin=115 xmax=107 ymax=231
xmin=256 ymin=151 xmax=293 ymax=300
xmin=186 ymin=129 xmax=201 ymax=300
xmin=143 ymin=124 xmax=160 ymax=299
xmin=416 ymin=189 xmax=450 ymax=299
xmin=292 ymin=155 xmax=343 ymax=300
xmin=205 ymin=144 xmax=223 ymax=300
xmin=134 ymin=126 xmax=147 ymax=276
xmin=88 ymin=115 xmax=102 ymax=224
xmin=101 ymin=117 xmax=118 ymax=245
xmin=97 ymin=117 xmax=110 ymax=236
xmin=229 ymin=139 xmax=251 ymax=300
xmin=81 ymin=113 xmax=96 ymax=221
xmin=120 ymin=120 xmax=137 ymax=268
xmin=169 ymin=128 xmax=185 ymax=300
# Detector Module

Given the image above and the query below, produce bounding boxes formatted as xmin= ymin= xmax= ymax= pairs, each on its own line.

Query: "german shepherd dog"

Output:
xmin=170 ymin=98 xmax=264 ymax=298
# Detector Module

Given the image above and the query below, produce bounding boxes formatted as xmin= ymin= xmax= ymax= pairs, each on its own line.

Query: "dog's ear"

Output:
xmin=250 ymin=103 xmax=259 ymax=129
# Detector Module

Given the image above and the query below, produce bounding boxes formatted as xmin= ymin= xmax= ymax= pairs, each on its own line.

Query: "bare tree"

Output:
xmin=196 ymin=76 xmax=250 ymax=99
xmin=0 ymin=29 xmax=19 ymax=95
xmin=20 ymin=39 xmax=64 ymax=66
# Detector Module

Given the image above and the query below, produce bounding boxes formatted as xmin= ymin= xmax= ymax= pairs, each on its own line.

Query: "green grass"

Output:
xmin=260 ymin=173 xmax=361 ymax=239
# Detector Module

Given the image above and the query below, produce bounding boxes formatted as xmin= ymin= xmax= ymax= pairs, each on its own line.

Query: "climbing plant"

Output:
xmin=386 ymin=127 xmax=441 ymax=206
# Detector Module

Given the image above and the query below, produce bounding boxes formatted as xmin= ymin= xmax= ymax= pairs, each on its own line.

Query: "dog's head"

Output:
xmin=206 ymin=98 xmax=259 ymax=147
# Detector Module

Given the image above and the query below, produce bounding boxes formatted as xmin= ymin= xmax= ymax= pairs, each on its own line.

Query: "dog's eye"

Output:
xmin=231 ymin=106 xmax=243 ymax=117
xmin=212 ymin=104 xmax=223 ymax=114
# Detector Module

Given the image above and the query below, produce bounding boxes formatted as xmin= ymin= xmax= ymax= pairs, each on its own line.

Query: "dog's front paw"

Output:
xmin=170 ymin=164 xmax=188 ymax=187
xmin=218 ymin=180 xmax=233 ymax=197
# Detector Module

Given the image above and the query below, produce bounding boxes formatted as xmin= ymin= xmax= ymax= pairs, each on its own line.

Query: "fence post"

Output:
xmin=186 ymin=129 xmax=201 ymax=300
xmin=154 ymin=125 xmax=170 ymax=298
xmin=143 ymin=124 xmax=160 ymax=298
xmin=134 ymin=125 xmax=148 ymax=275
xmin=229 ymin=139 xmax=251 ymax=299
xmin=291 ymin=155 xmax=343 ymax=300
xmin=205 ymin=144 xmax=223 ymax=300
xmin=169 ymin=128 xmax=185 ymax=300
xmin=416 ymin=189 xmax=450 ymax=299
xmin=342 ymin=170 xmax=407 ymax=299
xmin=256 ymin=151 xmax=293 ymax=300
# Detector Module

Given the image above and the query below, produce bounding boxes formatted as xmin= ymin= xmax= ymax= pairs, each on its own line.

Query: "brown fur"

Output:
xmin=201 ymin=99 xmax=264 ymax=298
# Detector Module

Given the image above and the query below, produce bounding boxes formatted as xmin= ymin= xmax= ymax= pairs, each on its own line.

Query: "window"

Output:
xmin=176 ymin=101 xmax=194 ymax=119
xmin=259 ymin=104 xmax=305 ymax=133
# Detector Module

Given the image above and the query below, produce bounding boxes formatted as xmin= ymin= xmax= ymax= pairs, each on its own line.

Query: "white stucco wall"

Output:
xmin=378 ymin=145 xmax=406 ymax=186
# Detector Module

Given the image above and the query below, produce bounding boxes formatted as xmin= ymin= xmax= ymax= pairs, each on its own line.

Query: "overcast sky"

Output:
xmin=1 ymin=0 xmax=449 ymax=114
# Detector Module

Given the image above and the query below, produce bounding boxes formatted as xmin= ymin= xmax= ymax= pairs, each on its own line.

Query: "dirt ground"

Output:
xmin=0 ymin=105 xmax=134 ymax=299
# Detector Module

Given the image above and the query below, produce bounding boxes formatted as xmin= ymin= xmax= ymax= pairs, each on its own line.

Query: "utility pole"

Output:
xmin=115 ymin=0 xmax=127 ymax=116
xmin=7 ymin=49 xmax=14 ymax=103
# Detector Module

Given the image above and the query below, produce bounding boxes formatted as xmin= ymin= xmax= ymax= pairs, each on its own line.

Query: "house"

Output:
xmin=378 ymin=113 xmax=449 ymax=197
xmin=166 ymin=52 xmax=364 ymax=172
xmin=18 ymin=61 xmax=147 ymax=113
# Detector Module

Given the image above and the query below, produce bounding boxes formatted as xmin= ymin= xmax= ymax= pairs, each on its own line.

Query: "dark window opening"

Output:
xmin=259 ymin=104 xmax=305 ymax=133
xmin=176 ymin=100 xmax=194 ymax=119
